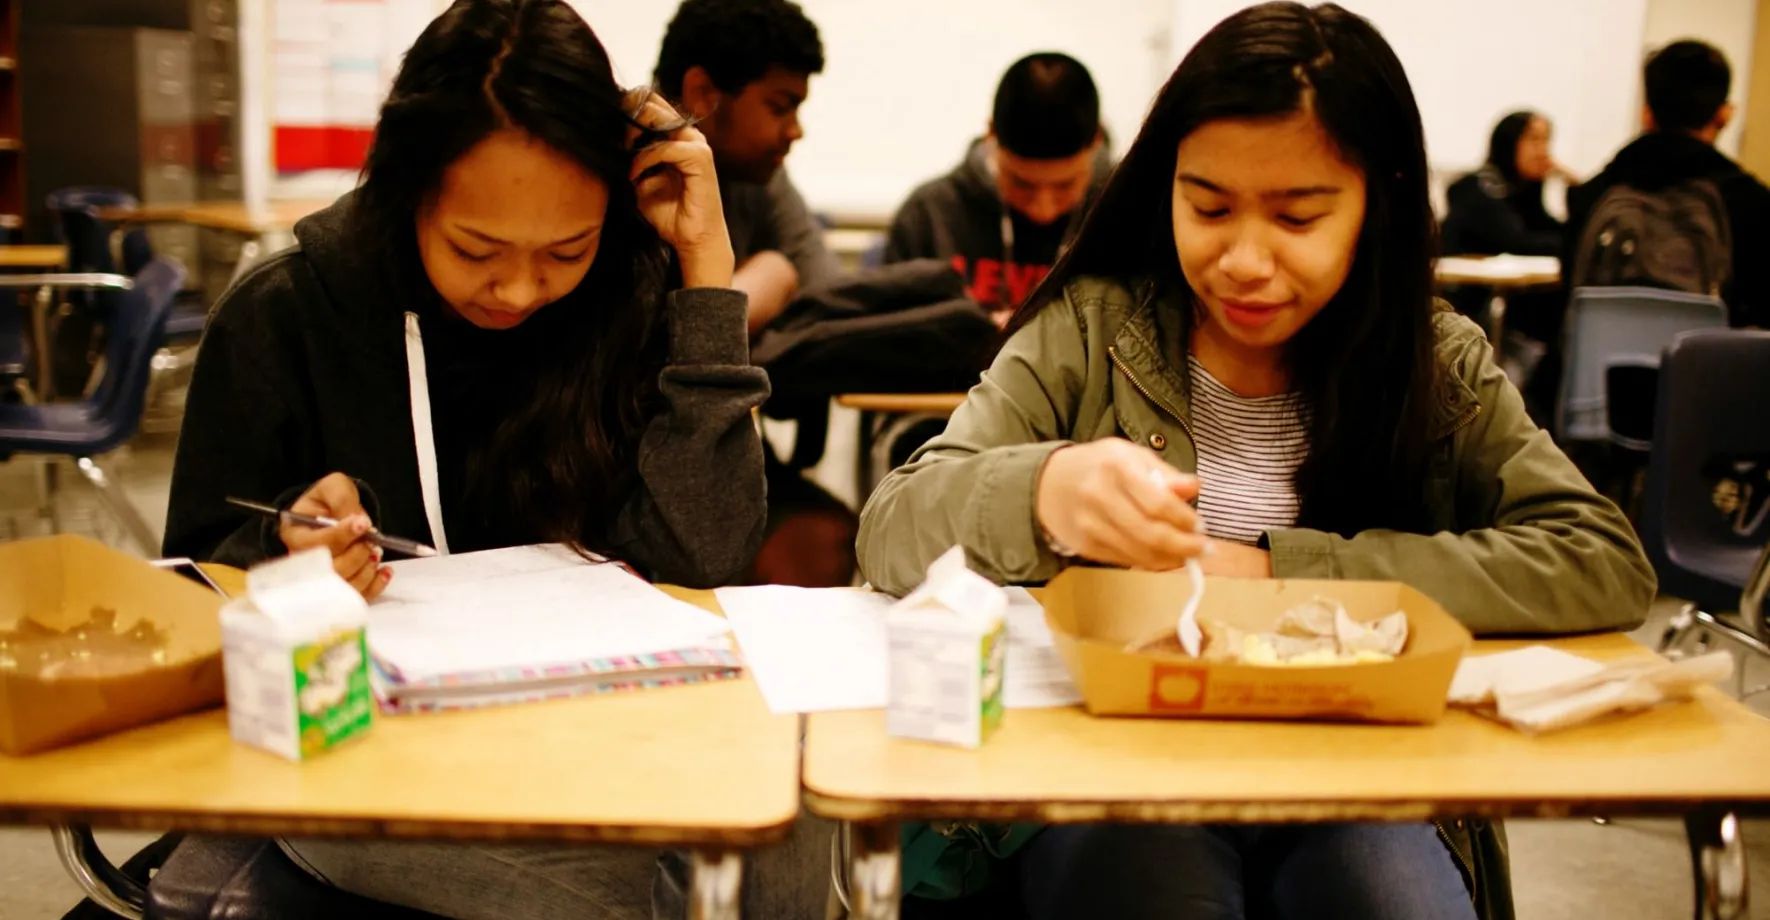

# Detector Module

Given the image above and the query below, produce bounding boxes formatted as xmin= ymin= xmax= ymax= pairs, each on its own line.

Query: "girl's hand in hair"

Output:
xmin=626 ymin=92 xmax=735 ymax=289
xmin=1034 ymin=439 xmax=1210 ymax=571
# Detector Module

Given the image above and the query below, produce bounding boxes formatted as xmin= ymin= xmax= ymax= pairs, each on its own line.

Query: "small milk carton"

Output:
xmin=886 ymin=546 xmax=1008 ymax=748
xmin=220 ymin=549 xmax=373 ymax=760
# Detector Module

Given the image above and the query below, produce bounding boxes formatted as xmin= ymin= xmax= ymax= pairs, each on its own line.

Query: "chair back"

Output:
xmin=1557 ymin=286 xmax=1727 ymax=445
xmin=85 ymin=257 xmax=186 ymax=452
xmin=1639 ymin=329 xmax=1770 ymax=614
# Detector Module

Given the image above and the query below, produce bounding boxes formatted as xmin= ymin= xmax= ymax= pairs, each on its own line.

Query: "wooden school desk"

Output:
xmin=0 ymin=573 xmax=800 ymax=920
xmin=805 ymin=632 xmax=1770 ymax=920
xmin=1435 ymin=255 xmax=1563 ymax=345
xmin=835 ymin=393 xmax=969 ymax=500
xmin=0 ymin=244 xmax=68 ymax=269
xmin=96 ymin=200 xmax=331 ymax=239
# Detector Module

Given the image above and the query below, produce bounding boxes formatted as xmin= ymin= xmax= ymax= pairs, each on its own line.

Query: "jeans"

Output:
xmin=278 ymin=812 xmax=836 ymax=920
xmin=1021 ymin=822 xmax=1477 ymax=920
xmin=905 ymin=822 xmax=1478 ymax=920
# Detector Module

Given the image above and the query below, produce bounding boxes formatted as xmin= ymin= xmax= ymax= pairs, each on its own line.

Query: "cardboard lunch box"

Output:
xmin=0 ymin=535 xmax=226 ymax=755
xmin=1040 ymin=567 xmax=1473 ymax=724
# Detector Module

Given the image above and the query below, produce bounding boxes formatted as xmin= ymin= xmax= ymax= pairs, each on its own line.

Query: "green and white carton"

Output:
xmin=886 ymin=546 xmax=1008 ymax=749
xmin=221 ymin=548 xmax=373 ymax=761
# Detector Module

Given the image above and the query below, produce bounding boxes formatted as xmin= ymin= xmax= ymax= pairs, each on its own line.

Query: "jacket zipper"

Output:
xmin=1442 ymin=402 xmax=1483 ymax=440
xmin=1433 ymin=819 xmax=1479 ymax=906
xmin=1106 ymin=345 xmax=1195 ymax=441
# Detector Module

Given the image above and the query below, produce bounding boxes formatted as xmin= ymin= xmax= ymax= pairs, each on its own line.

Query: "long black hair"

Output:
xmin=353 ymin=0 xmax=672 ymax=554
xmin=1486 ymin=110 xmax=1538 ymax=184
xmin=1013 ymin=1 xmax=1441 ymax=537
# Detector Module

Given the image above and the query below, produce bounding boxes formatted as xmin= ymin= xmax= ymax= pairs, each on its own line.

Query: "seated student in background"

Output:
xmin=885 ymin=52 xmax=1110 ymax=323
xmin=164 ymin=2 xmax=826 ymax=916
xmin=655 ymin=0 xmax=837 ymax=335
xmin=1442 ymin=110 xmax=1574 ymax=257
xmin=657 ymin=0 xmax=856 ymax=588
xmin=1442 ymin=110 xmax=1578 ymax=422
xmin=858 ymin=3 xmax=1653 ymax=919
xmin=1569 ymin=39 xmax=1770 ymax=328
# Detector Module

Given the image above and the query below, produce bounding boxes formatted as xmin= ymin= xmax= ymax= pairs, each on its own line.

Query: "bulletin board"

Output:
xmin=272 ymin=0 xmax=440 ymax=173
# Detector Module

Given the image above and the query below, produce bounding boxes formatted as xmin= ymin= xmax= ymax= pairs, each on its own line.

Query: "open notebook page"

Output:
xmin=372 ymin=545 xmax=732 ymax=683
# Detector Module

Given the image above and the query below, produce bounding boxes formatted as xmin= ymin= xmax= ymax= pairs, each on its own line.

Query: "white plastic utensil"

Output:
xmin=1146 ymin=466 xmax=1208 ymax=657
xmin=1177 ymin=558 xmax=1204 ymax=656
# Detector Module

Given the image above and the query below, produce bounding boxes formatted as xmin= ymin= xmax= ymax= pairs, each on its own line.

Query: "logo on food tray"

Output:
xmin=1148 ymin=663 xmax=1209 ymax=711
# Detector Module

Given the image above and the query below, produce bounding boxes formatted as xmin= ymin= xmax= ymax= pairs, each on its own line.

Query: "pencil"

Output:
xmin=226 ymin=497 xmax=439 ymax=558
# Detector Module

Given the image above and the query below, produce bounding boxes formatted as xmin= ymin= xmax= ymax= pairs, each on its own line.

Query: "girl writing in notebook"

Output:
xmin=856 ymin=3 xmax=1655 ymax=919
xmin=165 ymin=0 xmax=767 ymax=598
xmin=164 ymin=1 xmax=826 ymax=917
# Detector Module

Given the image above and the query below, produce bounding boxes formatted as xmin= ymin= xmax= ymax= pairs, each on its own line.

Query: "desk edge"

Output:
xmin=800 ymin=790 xmax=1770 ymax=825
xmin=0 ymin=804 xmax=799 ymax=847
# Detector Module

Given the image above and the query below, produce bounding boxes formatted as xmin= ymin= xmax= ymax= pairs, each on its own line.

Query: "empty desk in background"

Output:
xmin=97 ymin=200 xmax=331 ymax=239
xmin=0 ymin=575 xmax=801 ymax=920
xmin=0 ymin=245 xmax=69 ymax=270
xmin=835 ymin=392 xmax=968 ymax=499
xmin=805 ymin=631 xmax=1770 ymax=920
xmin=1436 ymin=255 xmax=1562 ymax=344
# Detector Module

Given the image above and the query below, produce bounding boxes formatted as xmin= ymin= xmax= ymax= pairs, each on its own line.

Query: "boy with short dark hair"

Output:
xmin=1568 ymin=40 xmax=1770 ymax=327
xmin=885 ymin=52 xmax=1111 ymax=320
xmin=656 ymin=0 xmax=839 ymax=333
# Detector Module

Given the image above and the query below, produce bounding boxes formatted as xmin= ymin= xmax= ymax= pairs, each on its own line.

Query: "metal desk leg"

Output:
xmin=1688 ymin=809 xmax=1748 ymax=920
xmin=52 ymin=823 xmax=146 ymax=920
xmin=1487 ymin=291 xmax=1508 ymax=345
xmin=30 ymin=285 xmax=54 ymax=400
xmin=689 ymin=849 xmax=743 ymax=920
xmin=849 ymin=820 xmax=901 ymax=920
xmin=855 ymin=409 xmax=878 ymax=503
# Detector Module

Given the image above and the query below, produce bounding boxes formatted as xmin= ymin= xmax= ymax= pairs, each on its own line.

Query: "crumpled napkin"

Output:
xmin=1448 ymin=645 xmax=1735 ymax=732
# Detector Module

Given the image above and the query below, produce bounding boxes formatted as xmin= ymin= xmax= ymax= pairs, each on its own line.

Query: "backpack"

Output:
xmin=1572 ymin=178 xmax=1732 ymax=296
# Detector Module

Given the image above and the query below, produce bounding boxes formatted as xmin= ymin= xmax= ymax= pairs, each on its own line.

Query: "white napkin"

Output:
xmin=1449 ymin=645 xmax=1735 ymax=733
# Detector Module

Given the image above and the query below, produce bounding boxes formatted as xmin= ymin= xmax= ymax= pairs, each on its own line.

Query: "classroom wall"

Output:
xmin=1166 ymin=0 xmax=1650 ymax=184
xmin=262 ymin=0 xmax=1762 ymax=220
xmin=567 ymin=0 xmax=1172 ymax=222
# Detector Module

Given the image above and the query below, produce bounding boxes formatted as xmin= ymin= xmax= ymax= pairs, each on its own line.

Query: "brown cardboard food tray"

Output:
xmin=0 ymin=535 xmax=225 ymax=755
xmin=1042 ymin=567 xmax=1472 ymax=724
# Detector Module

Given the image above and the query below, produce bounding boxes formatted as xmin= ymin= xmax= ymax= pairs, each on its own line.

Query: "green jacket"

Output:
xmin=857 ymin=276 xmax=1658 ymax=920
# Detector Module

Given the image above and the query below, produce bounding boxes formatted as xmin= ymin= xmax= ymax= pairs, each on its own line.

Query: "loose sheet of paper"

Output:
xmin=373 ymin=545 xmax=732 ymax=681
xmin=716 ymin=585 xmax=1081 ymax=713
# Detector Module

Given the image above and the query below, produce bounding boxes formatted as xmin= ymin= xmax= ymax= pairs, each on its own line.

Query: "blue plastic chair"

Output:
xmin=1644 ymin=329 xmax=1770 ymax=681
xmin=45 ymin=187 xmax=148 ymax=275
xmin=0 ymin=257 xmax=186 ymax=554
xmin=1557 ymin=286 xmax=1729 ymax=448
xmin=46 ymin=187 xmax=205 ymax=339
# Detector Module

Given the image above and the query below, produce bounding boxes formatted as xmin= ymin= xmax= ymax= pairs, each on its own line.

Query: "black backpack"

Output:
xmin=1572 ymin=178 xmax=1732 ymax=295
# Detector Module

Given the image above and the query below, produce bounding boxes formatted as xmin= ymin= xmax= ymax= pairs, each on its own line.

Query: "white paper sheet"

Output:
xmin=715 ymin=585 xmax=1081 ymax=714
xmin=372 ymin=545 xmax=733 ymax=681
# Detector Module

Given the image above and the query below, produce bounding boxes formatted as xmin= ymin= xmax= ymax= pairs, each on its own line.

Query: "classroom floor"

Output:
xmin=2 ymin=425 xmax=1769 ymax=919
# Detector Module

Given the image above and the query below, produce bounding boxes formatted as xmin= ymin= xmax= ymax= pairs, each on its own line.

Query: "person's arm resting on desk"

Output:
xmin=732 ymin=250 xmax=801 ymax=333
xmin=607 ymin=285 xmax=770 ymax=587
xmin=1263 ymin=317 xmax=1656 ymax=635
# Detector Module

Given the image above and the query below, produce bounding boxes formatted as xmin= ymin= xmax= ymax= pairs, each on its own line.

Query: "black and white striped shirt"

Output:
xmin=1188 ymin=355 xmax=1310 ymax=546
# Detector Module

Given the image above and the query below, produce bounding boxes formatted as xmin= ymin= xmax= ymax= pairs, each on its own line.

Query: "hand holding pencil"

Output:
xmin=255 ymin=473 xmax=398 ymax=601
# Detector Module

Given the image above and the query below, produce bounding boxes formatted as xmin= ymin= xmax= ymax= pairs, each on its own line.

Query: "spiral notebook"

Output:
xmin=368 ymin=545 xmax=741 ymax=713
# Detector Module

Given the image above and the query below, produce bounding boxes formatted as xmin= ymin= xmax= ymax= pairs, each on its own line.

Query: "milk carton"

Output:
xmin=220 ymin=549 xmax=373 ymax=760
xmin=885 ymin=546 xmax=1008 ymax=748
